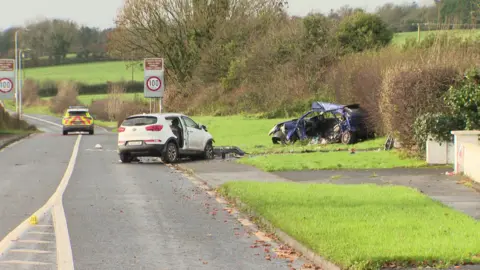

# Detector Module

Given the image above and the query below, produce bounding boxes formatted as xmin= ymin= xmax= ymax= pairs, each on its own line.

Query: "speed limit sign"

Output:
xmin=0 ymin=78 xmax=13 ymax=93
xmin=146 ymin=76 xmax=162 ymax=91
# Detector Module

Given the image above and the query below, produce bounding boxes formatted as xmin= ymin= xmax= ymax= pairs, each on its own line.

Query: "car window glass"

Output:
xmin=182 ymin=117 xmax=198 ymax=129
xmin=122 ymin=116 xmax=158 ymax=126
xmin=68 ymin=111 xmax=87 ymax=116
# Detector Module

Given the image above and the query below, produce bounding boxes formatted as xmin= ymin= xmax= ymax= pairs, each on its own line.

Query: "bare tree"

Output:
xmin=108 ymin=0 xmax=288 ymax=84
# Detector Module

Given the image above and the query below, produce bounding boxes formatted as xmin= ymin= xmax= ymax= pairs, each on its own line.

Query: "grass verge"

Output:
xmin=0 ymin=129 xmax=31 ymax=135
xmin=218 ymin=181 xmax=480 ymax=270
xmin=237 ymin=150 xmax=428 ymax=171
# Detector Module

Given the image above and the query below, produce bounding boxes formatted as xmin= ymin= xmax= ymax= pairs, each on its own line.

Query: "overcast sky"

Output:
xmin=1 ymin=0 xmax=435 ymax=30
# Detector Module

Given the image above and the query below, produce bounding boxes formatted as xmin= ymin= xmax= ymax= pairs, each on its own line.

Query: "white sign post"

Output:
xmin=144 ymin=58 xmax=165 ymax=113
xmin=0 ymin=59 xmax=15 ymax=101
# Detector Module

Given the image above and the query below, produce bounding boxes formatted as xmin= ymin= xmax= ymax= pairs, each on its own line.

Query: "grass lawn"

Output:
xmin=219 ymin=181 xmax=480 ymax=270
xmin=392 ymin=29 xmax=480 ymax=45
xmin=25 ymin=61 xmax=143 ymax=85
xmin=237 ymin=150 xmax=428 ymax=171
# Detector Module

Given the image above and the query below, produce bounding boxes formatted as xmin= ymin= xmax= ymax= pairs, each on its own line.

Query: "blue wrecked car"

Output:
xmin=268 ymin=102 xmax=375 ymax=145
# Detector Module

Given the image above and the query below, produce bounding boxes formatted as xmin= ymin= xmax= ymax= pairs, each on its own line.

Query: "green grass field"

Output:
xmin=237 ymin=150 xmax=428 ymax=171
xmin=25 ymin=61 xmax=143 ymax=85
xmin=219 ymin=181 xmax=480 ymax=270
xmin=392 ymin=29 xmax=480 ymax=45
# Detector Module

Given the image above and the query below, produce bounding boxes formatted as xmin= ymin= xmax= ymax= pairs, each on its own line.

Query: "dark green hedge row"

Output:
xmin=38 ymin=81 xmax=144 ymax=97
xmin=22 ymin=57 xmax=121 ymax=68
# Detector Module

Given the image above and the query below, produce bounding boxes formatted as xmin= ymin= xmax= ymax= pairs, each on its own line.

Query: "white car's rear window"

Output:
xmin=122 ymin=116 xmax=158 ymax=126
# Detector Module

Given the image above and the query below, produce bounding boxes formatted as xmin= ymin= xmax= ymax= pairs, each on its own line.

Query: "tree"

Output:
xmin=0 ymin=28 xmax=20 ymax=57
xmin=440 ymin=0 xmax=478 ymax=25
xmin=77 ymin=26 xmax=101 ymax=58
xmin=108 ymin=0 xmax=288 ymax=84
xmin=336 ymin=12 xmax=393 ymax=53
xmin=23 ymin=19 xmax=78 ymax=64
xmin=302 ymin=13 xmax=336 ymax=51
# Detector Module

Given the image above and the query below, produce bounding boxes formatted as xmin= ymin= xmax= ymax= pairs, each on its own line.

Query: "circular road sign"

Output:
xmin=0 ymin=78 xmax=13 ymax=93
xmin=146 ymin=76 xmax=162 ymax=91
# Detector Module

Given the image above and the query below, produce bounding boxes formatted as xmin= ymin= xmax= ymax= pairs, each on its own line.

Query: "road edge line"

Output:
xmin=21 ymin=114 xmax=62 ymax=128
xmin=0 ymin=135 xmax=81 ymax=269
xmin=52 ymin=203 xmax=74 ymax=270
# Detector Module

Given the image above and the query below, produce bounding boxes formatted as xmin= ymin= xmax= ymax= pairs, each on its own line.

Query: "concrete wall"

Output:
xmin=451 ymin=130 xmax=480 ymax=174
xmin=462 ymin=143 xmax=480 ymax=184
xmin=426 ymin=137 xmax=454 ymax=164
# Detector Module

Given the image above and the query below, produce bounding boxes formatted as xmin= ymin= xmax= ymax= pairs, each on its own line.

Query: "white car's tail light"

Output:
xmin=145 ymin=124 xmax=163 ymax=132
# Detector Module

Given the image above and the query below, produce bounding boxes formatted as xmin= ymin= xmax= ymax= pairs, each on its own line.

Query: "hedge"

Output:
xmin=38 ymin=81 xmax=144 ymax=97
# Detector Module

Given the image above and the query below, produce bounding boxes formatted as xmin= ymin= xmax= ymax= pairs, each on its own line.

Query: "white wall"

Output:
xmin=426 ymin=138 xmax=454 ymax=164
xmin=462 ymin=143 xmax=480 ymax=184
xmin=452 ymin=130 xmax=480 ymax=174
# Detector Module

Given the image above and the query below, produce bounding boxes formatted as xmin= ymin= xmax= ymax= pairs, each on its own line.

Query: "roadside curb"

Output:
xmin=172 ymin=163 xmax=341 ymax=270
xmin=0 ymin=133 xmax=34 ymax=150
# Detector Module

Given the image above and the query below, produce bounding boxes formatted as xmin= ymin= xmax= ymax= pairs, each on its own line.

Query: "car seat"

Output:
xmin=170 ymin=118 xmax=184 ymax=148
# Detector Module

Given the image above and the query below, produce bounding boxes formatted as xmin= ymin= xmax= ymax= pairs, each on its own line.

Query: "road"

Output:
xmin=0 ymin=114 xmax=305 ymax=270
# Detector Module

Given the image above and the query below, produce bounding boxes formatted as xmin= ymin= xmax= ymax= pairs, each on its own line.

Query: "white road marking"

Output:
xmin=0 ymin=135 xmax=81 ymax=270
xmin=9 ymin=249 xmax=52 ymax=254
xmin=0 ymin=260 xmax=52 ymax=265
xmin=21 ymin=114 xmax=63 ymax=128
xmin=15 ymin=240 xmax=53 ymax=244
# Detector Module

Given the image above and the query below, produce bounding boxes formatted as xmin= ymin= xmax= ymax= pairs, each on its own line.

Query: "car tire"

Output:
xmin=203 ymin=142 xmax=215 ymax=160
xmin=119 ymin=153 xmax=133 ymax=163
xmin=341 ymin=131 xmax=357 ymax=144
xmin=89 ymin=129 xmax=94 ymax=135
xmin=162 ymin=142 xmax=178 ymax=164
xmin=63 ymin=130 xmax=68 ymax=136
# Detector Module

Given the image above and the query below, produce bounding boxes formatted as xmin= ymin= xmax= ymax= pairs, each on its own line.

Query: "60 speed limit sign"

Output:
xmin=146 ymin=76 xmax=162 ymax=91
xmin=0 ymin=78 xmax=13 ymax=93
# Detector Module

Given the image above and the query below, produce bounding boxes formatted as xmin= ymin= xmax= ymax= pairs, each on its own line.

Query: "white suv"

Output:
xmin=117 ymin=113 xmax=215 ymax=163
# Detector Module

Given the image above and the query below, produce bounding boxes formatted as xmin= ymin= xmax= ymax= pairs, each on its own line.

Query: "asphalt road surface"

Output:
xmin=0 ymin=114 xmax=304 ymax=270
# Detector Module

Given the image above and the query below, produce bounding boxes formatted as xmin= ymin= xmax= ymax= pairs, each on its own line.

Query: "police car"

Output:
xmin=62 ymin=106 xmax=95 ymax=135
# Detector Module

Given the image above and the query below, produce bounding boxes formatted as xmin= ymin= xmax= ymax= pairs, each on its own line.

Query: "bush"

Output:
xmin=49 ymin=81 xmax=80 ymax=114
xmin=37 ymin=81 xmax=144 ymax=97
xmin=89 ymin=99 xmax=110 ymax=121
xmin=413 ymin=113 xmax=465 ymax=152
xmin=412 ymin=67 xmax=480 ymax=153
xmin=106 ymin=82 xmax=127 ymax=121
xmin=336 ymin=12 xmax=394 ymax=53
xmin=444 ymin=68 xmax=480 ymax=129
xmin=0 ymin=104 xmax=35 ymax=131
xmin=379 ymin=63 xmax=457 ymax=148
xmin=21 ymin=79 xmax=41 ymax=107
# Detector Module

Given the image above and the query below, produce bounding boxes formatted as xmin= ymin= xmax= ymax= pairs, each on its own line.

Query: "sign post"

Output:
xmin=143 ymin=58 xmax=165 ymax=113
xmin=0 ymin=59 xmax=15 ymax=102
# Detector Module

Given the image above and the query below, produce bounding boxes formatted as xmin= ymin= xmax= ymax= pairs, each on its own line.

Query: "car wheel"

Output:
xmin=341 ymin=131 xmax=357 ymax=144
xmin=119 ymin=153 xmax=133 ymax=163
xmin=89 ymin=129 xmax=94 ymax=135
xmin=63 ymin=130 xmax=68 ymax=136
xmin=203 ymin=142 xmax=214 ymax=160
xmin=162 ymin=142 xmax=178 ymax=163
